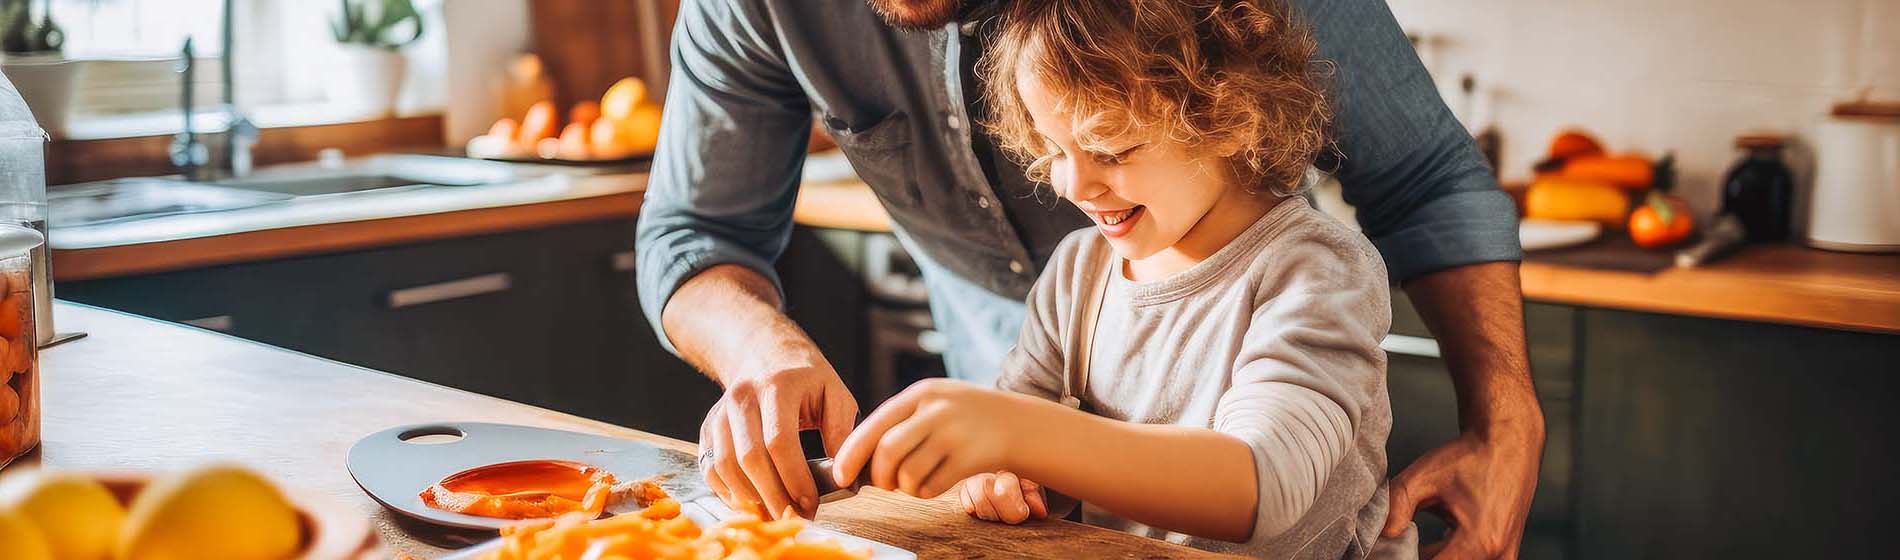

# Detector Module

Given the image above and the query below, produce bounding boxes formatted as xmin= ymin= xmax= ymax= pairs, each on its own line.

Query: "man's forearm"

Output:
xmin=1401 ymin=261 xmax=1544 ymax=435
xmin=661 ymin=264 xmax=826 ymax=387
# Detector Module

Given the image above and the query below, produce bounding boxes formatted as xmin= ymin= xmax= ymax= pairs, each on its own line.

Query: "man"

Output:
xmin=636 ymin=0 xmax=1544 ymax=557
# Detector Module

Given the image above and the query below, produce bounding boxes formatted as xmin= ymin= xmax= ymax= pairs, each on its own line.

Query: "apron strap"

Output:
xmin=1060 ymin=251 xmax=1115 ymax=410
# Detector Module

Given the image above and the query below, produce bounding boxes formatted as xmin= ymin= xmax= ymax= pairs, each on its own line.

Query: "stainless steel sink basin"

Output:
xmin=49 ymin=155 xmax=522 ymax=228
xmin=210 ymin=155 xmax=517 ymax=197
xmin=49 ymin=179 xmax=289 ymax=228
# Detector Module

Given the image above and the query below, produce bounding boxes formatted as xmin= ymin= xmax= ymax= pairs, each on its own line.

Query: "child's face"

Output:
xmin=1017 ymin=70 xmax=1238 ymax=262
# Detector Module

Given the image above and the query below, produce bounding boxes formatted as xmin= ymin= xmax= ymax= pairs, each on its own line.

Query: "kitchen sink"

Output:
xmin=209 ymin=155 xmax=517 ymax=196
xmin=49 ymin=179 xmax=290 ymax=228
xmin=49 ymin=155 xmax=522 ymax=228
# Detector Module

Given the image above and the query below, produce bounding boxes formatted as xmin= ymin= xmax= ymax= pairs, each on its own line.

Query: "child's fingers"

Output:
xmin=1020 ymin=477 xmax=1048 ymax=519
xmin=992 ymin=472 xmax=1031 ymax=524
xmin=963 ymin=475 xmax=999 ymax=521
xmin=831 ymin=390 xmax=921 ymax=488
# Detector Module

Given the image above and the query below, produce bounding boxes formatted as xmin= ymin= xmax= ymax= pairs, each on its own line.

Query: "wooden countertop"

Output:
xmin=23 ymin=302 xmax=1228 ymax=559
xmin=790 ymin=184 xmax=1900 ymax=334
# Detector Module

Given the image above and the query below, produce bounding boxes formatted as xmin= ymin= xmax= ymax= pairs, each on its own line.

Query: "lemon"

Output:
xmin=0 ymin=470 xmax=124 ymax=560
xmin=600 ymin=77 xmax=648 ymax=121
xmin=117 ymin=465 xmax=301 ymax=560
xmin=0 ymin=508 xmax=54 ymax=560
xmin=620 ymin=103 xmax=664 ymax=153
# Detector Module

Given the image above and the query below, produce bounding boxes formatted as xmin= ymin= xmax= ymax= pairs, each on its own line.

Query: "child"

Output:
xmin=830 ymin=0 xmax=1413 ymax=557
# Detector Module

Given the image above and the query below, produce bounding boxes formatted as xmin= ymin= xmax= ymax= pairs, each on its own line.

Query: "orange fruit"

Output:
xmin=1547 ymin=129 xmax=1605 ymax=159
xmin=568 ymin=101 xmax=601 ymax=129
xmin=620 ymin=104 xmax=663 ymax=153
xmin=601 ymin=78 xmax=648 ymax=121
xmin=518 ymin=101 xmax=559 ymax=144
xmin=590 ymin=118 xmax=631 ymax=159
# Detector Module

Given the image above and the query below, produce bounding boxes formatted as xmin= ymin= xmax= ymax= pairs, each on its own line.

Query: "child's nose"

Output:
xmin=1057 ymin=161 xmax=1112 ymax=202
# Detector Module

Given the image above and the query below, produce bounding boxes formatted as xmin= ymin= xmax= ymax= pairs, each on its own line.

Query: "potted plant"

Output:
xmin=0 ymin=0 xmax=73 ymax=136
xmin=328 ymin=0 xmax=423 ymax=114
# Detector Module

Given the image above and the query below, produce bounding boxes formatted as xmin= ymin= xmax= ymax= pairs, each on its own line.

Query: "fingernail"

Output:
xmin=800 ymin=495 xmax=817 ymax=512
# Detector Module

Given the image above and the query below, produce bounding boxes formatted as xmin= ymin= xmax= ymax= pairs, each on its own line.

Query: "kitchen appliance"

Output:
xmin=1807 ymin=103 xmax=1900 ymax=253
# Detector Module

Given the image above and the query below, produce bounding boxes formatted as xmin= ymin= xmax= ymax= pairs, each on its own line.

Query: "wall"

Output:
xmin=1385 ymin=0 xmax=1899 ymax=216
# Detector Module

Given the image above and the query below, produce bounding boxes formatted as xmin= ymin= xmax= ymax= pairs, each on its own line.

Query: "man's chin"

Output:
xmin=865 ymin=0 xmax=961 ymax=31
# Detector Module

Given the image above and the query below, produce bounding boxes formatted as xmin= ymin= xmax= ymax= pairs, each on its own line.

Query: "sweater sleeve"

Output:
xmin=1214 ymin=228 xmax=1392 ymax=544
xmin=994 ymin=233 xmax=1089 ymax=401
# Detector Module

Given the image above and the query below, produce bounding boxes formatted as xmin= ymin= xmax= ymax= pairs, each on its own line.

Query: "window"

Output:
xmin=48 ymin=0 xmax=446 ymax=135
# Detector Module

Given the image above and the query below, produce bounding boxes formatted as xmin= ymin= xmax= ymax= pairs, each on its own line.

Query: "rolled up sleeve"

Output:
xmin=1297 ymin=0 xmax=1522 ymax=282
xmin=636 ymin=0 xmax=814 ymax=354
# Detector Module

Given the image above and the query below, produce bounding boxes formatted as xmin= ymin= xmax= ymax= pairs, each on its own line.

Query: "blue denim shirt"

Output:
xmin=636 ymin=0 xmax=1522 ymax=368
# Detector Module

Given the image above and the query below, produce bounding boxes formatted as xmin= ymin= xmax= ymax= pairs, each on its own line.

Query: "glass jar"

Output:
xmin=0 ymin=225 xmax=39 ymax=467
xmin=1720 ymin=135 xmax=1797 ymax=242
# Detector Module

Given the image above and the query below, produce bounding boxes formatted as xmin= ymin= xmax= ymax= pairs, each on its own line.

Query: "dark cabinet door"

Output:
xmin=60 ymin=228 xmax=559 ymax=407
xmin=1576 ymin=309 xmax=1900 ymax=559
xmin=1385 ymin=294 xmax=1576 ymax=559
xmin=538 ymin=219 xmax=719 ymax=441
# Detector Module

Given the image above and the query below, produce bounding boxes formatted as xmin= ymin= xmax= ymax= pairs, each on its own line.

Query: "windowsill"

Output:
xmin=59 ymin=102 xmax=446 ymax=141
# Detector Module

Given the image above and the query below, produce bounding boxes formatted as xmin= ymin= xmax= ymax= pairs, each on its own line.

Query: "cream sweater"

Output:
xmin=996 ymin=200 xmax=1413 ymax=559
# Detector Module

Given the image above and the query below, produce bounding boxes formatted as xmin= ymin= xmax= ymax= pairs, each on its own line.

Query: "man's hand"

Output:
xmin=1383 ymin=419 xmax=1544 ymax=559
xmin=664 ymin=265 xmax=860 ymax=520
xmin=1389 ymin=261 xmax=1544 ymax=559
xmin=831 ymin=379 xmax=1041 ymax=499
xmin=699 ymin=364 xmax=858 ymax=520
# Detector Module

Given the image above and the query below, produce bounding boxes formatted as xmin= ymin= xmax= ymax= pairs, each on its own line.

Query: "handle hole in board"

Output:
xmin=397 ymin=426 xmax=466 ymax=445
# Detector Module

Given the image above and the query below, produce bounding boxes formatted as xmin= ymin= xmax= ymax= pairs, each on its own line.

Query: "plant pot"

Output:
xmin=0 ymin=54 xmax=79 ymax=138
xmin=326 ymin=45 xmax=407 ymax=115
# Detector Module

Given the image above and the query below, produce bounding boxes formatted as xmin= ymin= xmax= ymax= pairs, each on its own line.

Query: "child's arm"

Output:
xmin=829 ymin=380 xmax=1293 ymax=542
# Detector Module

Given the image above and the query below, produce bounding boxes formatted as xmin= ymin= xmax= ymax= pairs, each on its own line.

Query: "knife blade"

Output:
xmin=677 ymin=457 xmax=871 ymax=521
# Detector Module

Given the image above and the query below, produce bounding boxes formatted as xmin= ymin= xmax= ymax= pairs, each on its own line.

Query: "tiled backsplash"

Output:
xmin=1386 ymin=0 xmax=1898 ymax=216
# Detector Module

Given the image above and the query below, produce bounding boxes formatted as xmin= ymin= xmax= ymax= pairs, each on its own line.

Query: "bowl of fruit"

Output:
xmin=468 ymin=77 xmax=664 ymax=164
xmin=0 ymin=465 xmax=373 ymax=560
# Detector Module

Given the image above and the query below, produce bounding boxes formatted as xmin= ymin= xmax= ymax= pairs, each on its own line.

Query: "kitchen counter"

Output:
xmin=24 ymin=302 xmax=1229 ymax=559
xmin=789 ymin=184 xmax=1900 ymax=334
xmin=52 ymin=174 xmax=1899 ymax=334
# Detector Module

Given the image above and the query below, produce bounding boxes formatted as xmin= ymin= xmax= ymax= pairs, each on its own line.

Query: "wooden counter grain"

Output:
xmin=23 ymin=302 xmax=1230 ymax=559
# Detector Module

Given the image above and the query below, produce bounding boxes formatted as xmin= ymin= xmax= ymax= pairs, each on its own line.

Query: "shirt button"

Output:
xmin=946 ymin=114 xmax=962 ymax=130
xmin=976 ymin=197 xmax=992 ymax=209
xmin=1009 ymin=260 xmax=1026 ymax=274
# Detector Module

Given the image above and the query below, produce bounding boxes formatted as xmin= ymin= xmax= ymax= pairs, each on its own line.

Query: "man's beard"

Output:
xmin=865 ymin=0 xmax=962 ymax=31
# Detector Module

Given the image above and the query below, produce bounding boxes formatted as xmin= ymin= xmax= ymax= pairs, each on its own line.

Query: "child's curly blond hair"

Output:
xmin=979 ymin=0 xmax=1330 ymax=196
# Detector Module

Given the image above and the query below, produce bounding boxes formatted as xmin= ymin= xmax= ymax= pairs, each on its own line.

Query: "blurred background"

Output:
xmin=0 ymin=0 xmax=1895 ymax=558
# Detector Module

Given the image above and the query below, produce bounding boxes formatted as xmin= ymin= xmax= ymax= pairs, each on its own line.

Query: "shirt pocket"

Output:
xmin=824 ymin=110 xmax=922 ymax=209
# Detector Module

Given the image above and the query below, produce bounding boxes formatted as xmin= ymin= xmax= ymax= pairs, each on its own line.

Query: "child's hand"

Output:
xmin=832 ymin=379 xmax=1060 ymax=499
xmin=960 ymin=471 xmax=1049 ymax=524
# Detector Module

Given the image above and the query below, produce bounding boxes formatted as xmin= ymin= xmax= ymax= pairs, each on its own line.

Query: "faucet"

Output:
xmin=169 ymin=0 xmax=257 ymax=181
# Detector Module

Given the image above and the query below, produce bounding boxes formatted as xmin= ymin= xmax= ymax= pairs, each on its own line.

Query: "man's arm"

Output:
xmin=1289 ymin=0 xmax=1540 ymax=557
xmin=635 ymin=0 xmax=857 ymax=520
xmin=1390 ymin=263 xmax=1543 ymax=558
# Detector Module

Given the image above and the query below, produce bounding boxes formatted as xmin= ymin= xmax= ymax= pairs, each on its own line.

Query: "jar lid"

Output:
xmin=1735 ymin=134 xmax=1784 ymax=149
xmin=0 ymin=224 xmax=40 ymax=258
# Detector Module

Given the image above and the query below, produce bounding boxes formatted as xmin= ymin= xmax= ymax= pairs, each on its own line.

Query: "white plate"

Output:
xmin=440 ymin=496 xmax=914 ymax=559
xmin=1521 ymin=219 xmax=1602 ymax=251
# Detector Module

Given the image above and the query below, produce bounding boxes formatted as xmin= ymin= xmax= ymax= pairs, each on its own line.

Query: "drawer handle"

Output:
xmin=181 ymin=315 xmax=234 ymax=332
xmin=1381 ymin=334 xmax=1442 ymax=359
xmin=387 ymin=273 xmax=512 ymax=309
xmin=610 ymin=251 xmax=636 ymax=272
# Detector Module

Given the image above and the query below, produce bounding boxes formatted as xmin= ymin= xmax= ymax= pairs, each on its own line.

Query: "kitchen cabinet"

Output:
xmin=1385 ymin=291 xmax=1900 ymax=559
xmin=1575 ymin=308 xmax=1900 ymax=558
xmin=1384 ymin=294 xmax=1577 ymax=559
xmin=58 ymin=219 xmax=876 ymax=443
